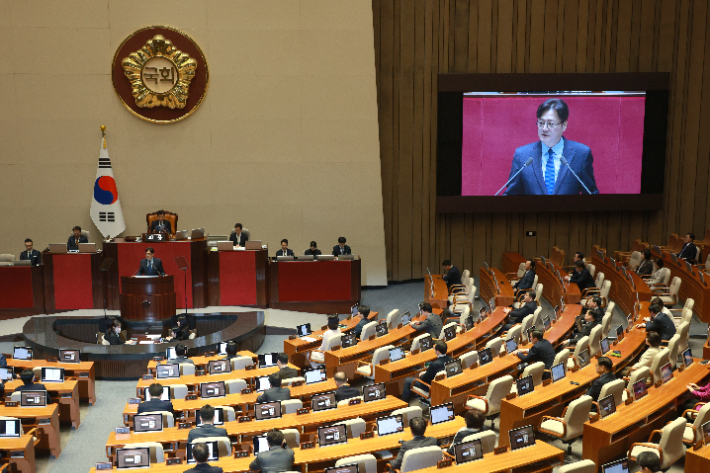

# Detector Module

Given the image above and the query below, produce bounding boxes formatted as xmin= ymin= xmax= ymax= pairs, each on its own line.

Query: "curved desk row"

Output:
xmin=650 ymin=245 xmax=710 ymax=322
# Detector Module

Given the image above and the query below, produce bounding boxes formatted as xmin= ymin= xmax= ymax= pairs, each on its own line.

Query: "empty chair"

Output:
xmin=666 ymin=334 xmax=681 ymax=369
xmin=676 ymin=321 xmax=690 ymax=354
xmin=678 ymin=308 xmax=694 ymax=326
xmin=511 ymin=362 xmax=545 ymax=394
xmin=280 ymin=399 xmax=302 ymax=414
xmin=598 ymin=379 xmax=625 ymax=408
xmin=396 ymin=445 xmax=443 ymax=473
xmin=506 ymin=325 xmax=523 ymax=345
xmin=179 ymin=363 xmax=195 ymax=376
xmin=392 ymin=406 xmax=423 ymax=425
xmin=587 ymin=264 xmax=596 ymax=278
xmin=461 ymin=431 xmax=497 ymax=454
xmin=622 ymin=367 xmax=651 ymax=402
xmin=628 ymin=417 xmax=686 ymax=470
xmin=310 ymin=334 xmax=342 ymax=364
xmin=588 ymin=325 xmax=604 ymax=357
xmin=459 ymin=351 xmax=478 ymax=369
xmin=557 ymin=459 xmax=596 ymax=473
xmin=601 ymin=312 xmax=613 ymax=338
xmin=356 ymin=345 xmax=393 ymax=378
xmin=656 ymin=277 xmax=682 ymax=307
xmin=230 ymin=356 xmax=254 ymax=371
xmin=671 ymin=298 xmax=695 ymax=324
xmin=683 ymin=403 xmax=710 ymax=445
xmin=485 ymin=337 xmax=504 ymax=357
xmin=333 ymin=418 xmax=367 ymax=438
xmin=462 ymin=269 xmax=470 ymax=280
xmin=191 ymin=436 xmax=231 ymax=457
xmin=140 ymin=410 xmax=175 ymax=428
xmin=225 ymin=379 xmax=247 ymax=394
xmin=532 ymin=306 xmax=543 ymax=329
xmin=214 ymin=406 xmax=236 ymax=422
xmin=465 ymin=375 xmax=514 ymax=427
xmin=628 ymin=251 xmax=643 ymax=268
xmin=411 ymin=334 xmax=430 ymax=352
xmin=648 ymin=267 xmax=671 ymax=288
xmin=387 ymin=309 xmax=401 ymax=329
xmin=552 ymin=349 xmax=570 ymax=370
xmin=450 ymin=291 xmax=475 ymax=318
xmin=539 ymin=395 xmax=593 ymax=453
xmin=449 ymin=278 xmax=474 ymax=304
xmin=336 ymin=454 xmax=377 ymax=473
xmin=649 ymin=348 xmax=670 ymax=384
xmin=568 ymin=337 xmax=590 ymax=370
xmin=360 ymin=322 xmax=378 ymax=341
xmin=520 ymin=314 xmax=535 ymax=342
xmin=606 ymin=301 xmax=616 ymax=314
xmin=170 ymin=384 xmax=188 ymax=400
xmin=125 ymin=442 xmax=165 ymax=463
xmin=282 ymin=429 xmax=300 ymax=448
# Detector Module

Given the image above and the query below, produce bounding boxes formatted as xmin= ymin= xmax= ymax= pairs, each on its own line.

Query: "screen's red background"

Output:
xmin=461 ymin=95 xmax=645 ymax=195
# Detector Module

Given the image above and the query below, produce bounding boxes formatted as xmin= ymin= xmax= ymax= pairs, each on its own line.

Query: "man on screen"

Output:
xmin=504 ymin=99 xmax=599 ymax=196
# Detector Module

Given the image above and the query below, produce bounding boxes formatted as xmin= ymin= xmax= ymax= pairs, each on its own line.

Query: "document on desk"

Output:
xmin=139 ymin=341 xmax=155 ymax=345
xmin=145 ymin=335 xmax=161 ymax=339
xmin=301 ymin=336 xmax=318 ymax=342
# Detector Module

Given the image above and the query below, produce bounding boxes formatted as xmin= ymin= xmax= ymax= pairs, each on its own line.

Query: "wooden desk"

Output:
xmin=207 ymin=249 xmax=269 ymax=308
xmin=7 ymin=359 xmax=96 ymax=405
xmin=651 ymin=246 xmax=710 ymax=322
xmin=686 ymin=443 xmax=710 ymax=470
xmin=0 ymin=266 xmax=44 ymax=312
xmin=479 ymin=268 xmax=515 ymax=308
xmin=146 ymin=351 xmax=256 ymax=374
xmin=503 ymin=252 xmax=581 ymax=305
xmin=583 ymin=361 xmax=710 ymax=470
xmin=0 ymin=434 xmax=36 ymax=473
xmin=0 ymin=405 xmax=60 ymax=458
xmin=5 ymin=379 xmax=80 ymax=429
xmin=425 ymin=274 xmax=449 ymax=309
xmin=591 ymin=255 xmax=652 ymax=315
xmin=42 ymin=252 xmax=103 ymax=311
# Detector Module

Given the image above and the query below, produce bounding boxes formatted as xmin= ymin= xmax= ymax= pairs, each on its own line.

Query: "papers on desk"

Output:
xmin=301 ymin=336 xmax=319 ymax=342
xmin=139 ymin=341 xmax=155 ymax=345
xmin=234 ymin=246 xmax=246 ymax=251
xmin=145 ymin=335 xmax=161 ymax=339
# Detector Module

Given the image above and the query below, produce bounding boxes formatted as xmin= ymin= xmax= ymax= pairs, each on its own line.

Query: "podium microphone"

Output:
xmin=494 ymin=157 xmax=533 ymax=196
xmin=560 ymin=156 xmax=592 ymax=194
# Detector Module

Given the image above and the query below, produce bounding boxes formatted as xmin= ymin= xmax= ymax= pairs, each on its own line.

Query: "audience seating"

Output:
xmin=126 ymin=442 xmax=165 ymax=463
xmin=230 ymin=356 xmax=254 ymax=370
xmin=649 ymin=348 xmax=671 ymax=383
xmin=628 ymin=417 xmax=686 ymax=470
xmin=587 ymin=325 xmax=603 ymax=357
xmin=557 ymin=459 xmax=596 ymax=473
xmin=386 ymin=309 xmax=401 ymax=330
xmin=461 ymin=430 xmax=497 ymax=453
xmin=511 ymin=362 xmax=545 ymax=394
xmin=539 ymin=395 xmax=593 ymax=453
xmin=336 ymin=454 xmax=377 ymax=473
xmin=310 ymin=334 xmax=342 ymax=364
xmin=567 ymin=337 xmax=590 ymax=370
xmin=281 ymin=399 xmax=303 ymax=414
xmin=465 ymin=375 xmax=514 ymax=427
xmin=597 ymin=379 xmax=625 ymax=409
xmin=391 ymin=445 xmax=442 ymax=473
xmin=391 ymin=406 xmax=422 ymax=425
xmin=355 ymin=345 xmax=393 ymax=378
xmin=622 ymin=367 xmax=651 ymax=402
xmin=282 ymin=428 xmax=300 ymax=448
xmin=683 ymin=403 xmax=710 ymax=445
xmin=332 ymin=418 xmax=367 ymax=438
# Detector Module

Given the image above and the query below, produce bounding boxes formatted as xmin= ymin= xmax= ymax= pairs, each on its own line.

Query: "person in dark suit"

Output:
xmin=20 ymin=239 xmax=42 ymax=265
xmin=636 ymin=249 xmax=654 ymax=276
xmin=137 ymin=247 xmax=166 ymax=276
xmin=636 ymin=304 xmax=676 ymax=341
xmin=352 ymin=305 xmax=371 ymax=339
xmin=188 ymin=405 xmax=229 ymax=444
xmin=249 ymin=429 xmax=295 ymax=472
xmin=149 ymin=210 xmax=172 ymax=234
xmin=16 ymin=369 xmax=46 ymax=393
xmin=229 ymin=223 xmax=249 ymax=247
xmin=441 ymin=260 xmax=462 ymax=290
xmin=637 ymin=452 xmax=661 ymax=473
xmin=333 ymin=372 xmax=360 ymax=402
xmin=105 ymin=319 xmax=137 ymax=345
xmin=502 ymin=290 xmax=537 ymax=331
xmin=411 ymin=303 xmax=443 ymax=340
xmin=276 ymin=239 xmax=294 ymax=257
xmin=402 ymin=341 xmax=453 ymax=402
xmin=513 ymin=260 xmax=536 ymax=294
xmin=567 ymin=260 xmax=595 ymax=292
xmin=304 ymin=241 xmax=322 ymax=256
xmin=137 ymin=383 xmax=175 ymax=417
xmin=514 ymin=330 xmax=556 ymax=377
xmin=166 ymin=316 xmax=190 ymax=341
xmin=275 ymin=353 xmax=298 ymax=380
xmin=332 ymin=237 xmax=352 ymax=257
xmin=562 ymin=297 xmax=603 ymax=347
xmin=677 ymin=232 xmax=698 ymax=262
xmin=169 ymin=344 xmax=194 ymax=365
xmin=586 ymin=357 xmax=617 ymax=403
xmin=504 ymin=99 xmax=598 ymax=196
xmin=66 ymin=226 xmax=88 ymax=251
xmin=184 ymin=442 xmax=223 ymax=473
xmin=447 ymin=409 xmax=487 ymax=455
xmin=256 ymin=373 xmax=291 ymax=403
xmin=389 ymin=417 xmax=439 ymax=471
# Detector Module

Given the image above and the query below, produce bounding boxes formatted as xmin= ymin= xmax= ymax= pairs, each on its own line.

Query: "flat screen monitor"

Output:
xmin=598 ymin=394 xmax=616 ymax=419
xmin=363 ymin=382 xmax=386 ymax=402
xmin=258 ymin=353 xmax=278 ymax=368
xmin=0 ymin=367 xmax=12 ymax=381
xmin=341 ymin=333 xmax=357 ymax=348
xmin=600 ymin=337 xmax=610 ymax=355
xmin=601 ymin=458 xmax=630 ymax=473
xmin=255 ymin=376 xmax=271 ymax=392
xmin=218 ymin=342 xmax=228 ymax=355
xmin=0 ymin=419 xmax=21 ymax=438
xmin=551 ymin=363 xmax=566 ymax=382
xmin=255 ymin=401 xmax=282 ymax=421
xmin=252 ymin=435 xmax=269 ymax=456
xmin=478 ymin=348 xmax=493 ymax=366
xmin=325 ymin=464 xmax=359 ymax=473
xmin=453 ymin=438 xmax=484 ymax=464
xmin=661 ymin=363 xmax=673 ymax=384
xmin=445 ymin=359 xmax=463 ymax=378
xmin=145 ymin=385 xmax=170 ymax=401
xmin=195 ymin=407 xmax=224 ymax=426
xmin=41 ymin=367 xmax=64 ymax=383
xmin=165 ymin=347 xmax=177 ymax=361
xmin=59 ymin=349 xmax=80 ymax=363
xmin=516 ymin=375 xmax=534 ymax=396
xmin=208 ymin=360 xmax=231 ymax=375
xmin=430 ymin=403 xmax=455 ymax=425
xmin=20 ymin=390 xmax=47 ymax=407
xmin=683 ymin=348 xmax=693 ymax=367
xmin=376 ymin=414 xmax=404 ymax=436
xmin=578 ymin=349 xmax=591 ymax=368
xmin=297 ymin=323 xmax=312 ymax=337
xmin=505 ymin=338 xmax=518 ymax=354
xmin=133 ymin=413 xmax=163 ymax=433
xmin=543 ymin=316 xmax=551 ymax=331
xmin=419 ymin=335 xmax=433 ymax=351
xmin=703 ymin=420 xmax=710 ymax=445
xmin=401 ymin=311 xmax=412 ymax=326
xmin=200 ymin=381 xmax=226 ymax=399
xmin=632 ymin=380 xmax=647 ymax=401
xmin=508 ymin=425 xmax=535 ymax=451
xmin=311 ymin=391 xmax=338 ymax=411
xmin=351 ymin=304 xmax=359 ymax=317
xmin=375 ymin=321 xmax=388 ymax=338
xmin=616 ymin=325 xmax=624 ymax=338
xmin=305 ymin=368 xmax=327 ymax=385
xmin=13 ymin=347 xmax=32 ymax=361
xmin=318 ymin=424 xmax=348 ymax=447
xmin=116 ymin=447 xmax=151 ymax=469
xmin=389 ymin=347 xmax=405 ymax=363
xmin=156 ymin=364 xmax=180 ymax=379
xmin=186 ymin=442 xmax=218 ymax=464
xmin=443 ymin=325 xmax=456 ymax=341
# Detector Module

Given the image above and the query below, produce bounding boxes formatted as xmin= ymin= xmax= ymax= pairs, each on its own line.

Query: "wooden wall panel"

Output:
xmin=372 ymin=0 xmax=710 ymax=281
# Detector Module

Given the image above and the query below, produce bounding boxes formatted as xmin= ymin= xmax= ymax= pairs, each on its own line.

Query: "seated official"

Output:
xmin=310 ymin=315 xmax=341 ymax=367
xmin=256 ymin=373 xmax=290 ymax=403
xmin=332 ymin=237 xmax=352 ymax=257
xmin=137 ymin=247 xmax=165 ymax=276
xmin=643 ymin=258 xmax=666 ymax=285
xmin=513 ymin=330 xmax=555 ymax=377
xmin=447 ymin=409 xmax=487 ymax=455
xmin=16 ymin=369 xmax=47 ymax=393
xmin=411 ymin=302 xmax=443 ymax=339
xmin=275 ymin=239 xmax=294 ymax=257
xmin=637 ymin=452 xmax=661 ymax=473
xmin=105 ymin=320 xmax=137 ymax=345
xmin=636 ymin=304 xmax=676 ymax=341
xmin=677 ymin=232 xmax=698 ymax=261
xmin=622 ymin=331 xmax=661 ymax=376
xmin=566 ymin=260 xmax=595 ymax=291
xmin=402 ymin=341 xmax=452 ymax=402
xmin=229 ymin=223 xmax=248 ymax=247
xmin=185 ymin=442 xmax=223 ymax=473
xmin=275 ymin=353 xmax=298 ymax=380
xmin=188 ymin=404 xmax=228 ymax=444
xmin=502 ymin=290 xmax=537 ymax=331
xmin=389 ymin=417 xmax=439 ymax=471
xmin=441 ymin=260 xmax=462 ymax=290
xmin=149 ymin=210 xmax=172 ymax=234
xmin=137 ymin=383 xmax=176 ymax=417
xmin=334 ymin=372 xmax=360 ymax=402
xmin=20 ymin=239 xmax=42 ymax=266
xmin=513 ymin=260 xmax=536 ymax=294
xmin=249 ymin=429 xmax=294 ymax=473
xmin=572 ymin=252 xmax=585 ymax=266
xmin=67 ymin=225 xmax=89 ymax=251
xmin=353 ymin=305 xmax=371 ymax=339
xmin=304 ymin=241 xmax=322 ymax=256
xmin=165 ymin=316 xmax=190 ymax=341
xmin=167 ymin=344 xmax=194 ymax=365
xmin=562 ymin=296 xmax=603 ymax=347
xmin=586 ymin=357 xmax=616 ymax=405
xmin=636 ymin=249 xmax=654 ymax=276
xmin=221 ymin=341 xmax=238 ymax=360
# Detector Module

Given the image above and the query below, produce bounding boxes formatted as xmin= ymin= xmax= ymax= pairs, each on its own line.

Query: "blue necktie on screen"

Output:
xmin=545 ymin=148 xmax=556 ymax=195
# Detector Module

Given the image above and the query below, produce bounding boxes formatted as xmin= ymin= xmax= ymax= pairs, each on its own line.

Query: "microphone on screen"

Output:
xmin=494 ymin=157 xmax=534 ymax=196
xmin=559 ymin=156 xmax=593 ymax=195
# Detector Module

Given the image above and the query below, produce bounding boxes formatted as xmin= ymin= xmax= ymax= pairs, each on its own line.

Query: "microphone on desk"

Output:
xmin=559 ymin=156 xmax=593 ymax=194
xmin=494 ymin=157 xmax=534 ymax=196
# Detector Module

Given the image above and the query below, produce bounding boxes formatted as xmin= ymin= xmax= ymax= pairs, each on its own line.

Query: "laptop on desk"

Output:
xmin=78 ymin=243 xmax=96 ymax=253
xmin=48 ymin=244 xmax=66 ymax=254
xmin=13 ymin=260 xmax=31 ymax=266
xmin=174 ymin=230 xmax=189 ymax=240
xmin=216 ymin=241 xmax=234 ymax=251
xmin=245 ymin=241 xmax=261 ymax=250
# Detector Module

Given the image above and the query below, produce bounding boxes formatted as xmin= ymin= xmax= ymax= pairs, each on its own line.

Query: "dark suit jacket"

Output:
xmin=105 ymin=331 xmax=124 ymax=345
xmin=170 ymin=356 xmax=194 ymax=365
xmin=170 ymin=326 xmax=190 ymax=341
xmin=249 ymin=445 xmax=295 ymax=472
xmin=412 ymin=313 xmax=443 ymax=340
xmin=332 ymin=245 xmax=352 ymax=257
xmin=586 ymin=371 xmax=617 ymax=402
xmin=187 ymin=424 xmax=229 ymax=444
xmin=353 ymin=317 xmax=370 ymax=338
xmin=517 ymin=339 xmax=555 ymax=370
xmin=678 ymin=242 xmax=698 ymax=261
xmin=390 ymin=436 xmax=439 ymax=470
xmin=256 ymin=386 xmax=291 ymax=403
xmin=569 ymin=319 xmax=600 ymax=345
xmin=16 ymin=383 xmax=47 ymax=392
xmin=636 ymin=259 xmax=654 ymax=276
xmin=334 ymin=385 xmax=361 ymax=402
xmin=570 ymin=268 xmax=595 ymax=292
xmin=138 ymin=258 xmax=166 ymax=276
xmin=275 ymin=249 xmax=295 ymax=257
xmin=19 ymin=249 xmax=42 ymax=266
xmin=504 ymin=139 xmax=599 ymax=195
xmin=137 ymin=399 xmax=175 ymax=418
xmin=421 ymin=355 xmax=454 ymax=385
xmin=229 ymin=232 xmax=249 ymax=246
xmin=277 ymin=366 xmax=298 ymax=380
xmin=442 ymin=266 xmax=462 ymax=289
xmin=66 ymin=235 xmax=89 ymax=251
xmin=515 ymin=270 xmax=536 ymax=290
xmin=508 ymin=301 xmax=537 ymax=325
xmin=645 ymin=312 xmax=676 ymax=341
xmin=183 ymin=463 xmax=223 ymax=473
xmin=150 ymin=219 xmax=172 ymax=234
xmin=304 ymin=249 xmax=322 ymax=256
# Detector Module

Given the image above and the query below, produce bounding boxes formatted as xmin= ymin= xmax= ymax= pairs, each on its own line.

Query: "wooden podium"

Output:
xmin=119 ymin=276 xmax=176 ymax=321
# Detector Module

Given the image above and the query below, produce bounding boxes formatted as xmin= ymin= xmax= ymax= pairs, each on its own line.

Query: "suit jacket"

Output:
xmin=517 ymin=339 xmax=556 ymax=370
xmin=570 ymin=268 xmax=595 ymax=292
xmin=334 ymin=385 xmax=361 ymax=402
xmin=390 ymin=436 xmax=439 ymax=470
xmin=229 ymin=232 xmax=249 ymax=246
xmin=353 ymin=317 xmax=370 ymax=338
xmin=508 ymin=301 xmax=537 ymax=325
xmin=249 ymin=445 xmax=295 ymax=473
xmin=137 ymin=399 xmax=176 ymax=418
xmin=16 ymin=383 xmax=47 ymax=392
xmin=66 ymin=235 xmax=89 ymax=251
xmin=636 ymin=259 xmax=654 ymax=276
xmin=569 ymin=319 xmax=600 ymax=344
xmin=256 ymin=386 xmax=291 ymax=403
xmin=504 ymin=139 xmax=599 ymax=195
xmin=183 ymin=463 xmax=223 ymax=473
xmin=138 ymin=258 xmax=165 ymax=276
xmin=170 ymin=326 xmax=190 ymax=341
xmin=421 ymin=355 xmax=454 ymax=385
xmin=105 ymin=331 xmax=124 ymax=345
xmin=187 ymin=424 xmax=229 ymax=444
xmin=586 ymin=371 xmax=617 ymax=402
xmin=645 ymin=312 xmax=676 ymax=341
xmin=413 ymin=313 xmax=443 ymax=340
xmin=304 ymin=249 xmax=322 ymax=256
xmin=332 ymin=245 xmax=352 ymax=257
xmin=277 ymin=366 xmax=298 ymax=380
xmin=678 ymin=242 xmax=698 ymax=261
xmin=442 ymin=266 xmax=462 ymax=289
xmin=19 ymin=249 xmax=41 ymax=266
xmin=632 ymin=346 xmax=661 ymax=370
xmin=275 ymin=249 xmax=294 ymax=257
xmin=515 ymin=270 xmax=536 ymax=290
xmin=150 ymin=219 xmax=172 ymax=234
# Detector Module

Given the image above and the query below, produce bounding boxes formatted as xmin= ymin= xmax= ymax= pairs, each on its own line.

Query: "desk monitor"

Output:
xmin=325 ymin=464 xmax=359 ymax=473
xmin=478 ymin=348 xmax=493 ymax=366
xmin=258 ymin=353 xmax=278 ymax=368
xmin=598 ymin=394 xmax=617 ymax=419
xmin=144 ymin=385 xmax=170 ymax=401
xmin=255 ymin=376 xmax=271 ymax=392
xmin=443 ymin=324 xmax=456 ymax=342
xmin=683 ymin=348 xmax=693 ymax=368
xmin=0 ymin=419 xmax=21 ymax=438
xmin=601 ymin=457 xmax=630 ymax=473
xmin=311 ymin=391 xmax=338 ymax=411
xmin=703 ymin=420 xmax=710 ymax=445
xmin=615 ymin=325 xmax=624 ymax=339
xmin=117 ymin=447 xmax=151 ymax=469
xmin=551 ymin=363 xmax=566 ymax=383
xmin=297 ymin=323 xmax=312 ymax=337
xmin=305 ymin=368 xmax=327 ymax=385
xmin=516 ymin=375 xmax=534 ymax=396
xmin=430 ymin=403 xmax=455 ymax=425
xmin=174 ymin=230 xmax=189 ymax=240
xmin=195 ymin=407 xmax=224 ymax=426
xmin=341 ymin=332 xmax=357 ymax=348
xmin=59 ymin=349 xmax=81 ymax=363
xmin=20 ymin=391 xmax=47 ymax=407
xmin=505 ymin=338 xmax=517 ymax=354
xmin=632 ymin=380 xmax=647 ymax=401
xmin=376 ymin=414 xmax=404 ymax=436
xmin=156 ymin=364 xmax=180 ymax=379
xmin=543 ymin=316 xmax=551 ymax=331
xmin=13 ymin=347 xmax=32 ymax=361
xmin=48 ymin=244 xmax=66 ymax=254
xmin=216 ymin=241 xmax=233 ymax=251
xmin=165 ymin=347 xmax=177 ymax=361
xmin=252 ymin=435 xmax=270 ymax=456
xmin=255 ymin=401 xmax=282 ymax=421
xmin=277 ymin=256 xmax=295 ymax=262
xmin=186 ymin=442 xmax=218 ymax=464
xmin=600 ymin=337 xmax=610 ymax=355
xmin=661 ymin=362 xmax=673 ymax=384
xmin=419 ymin=335 xmax=433 ymax=351
xmin=508 ymin=425 xmax=535 ymax=451
xmin=297 ymin=255 xmax=314 ymax=261
xmin=318 ymin=424 xmax=348 ymax=447
xmin=348 ymin=304 xmax=359 ymax=317
xmin=445 ymin=359 xmax=463 ymax=378
xmin=401 ymin=311 xmax=412 ymax=326
xmin=217 ymin=342 xmax=228 ymax=355
xmin=670 ymin=253 xmax=678 ymax=264
xmin=190 ymin=228 xmax=205 ymax=240
xmin=13 ymin=260 xmax=31 ymax=266
xmin=77 ymin=243 xmax=96 ymax=253
xmin=389 ymin=347 xmax=405 ymax=363
xmin=317 ymin=255 xmax=335 ymax=261
xmin=200 ymin=381 xmax=226 ymax=399
xmin=453 ymin=438 xmax=484 ymax=464
xmin=245 ymin=241 xmax=262 ymax=250
xmin=577 ymin=349 xmax=591 ymax=368
xmin=375 ymin=321 xmax=388 ymax=338
xmin=41 ymin=367 xmax=64 ymax=383
xmin=363 ymin=382 xmax=386 ymax=402
xmin=0 ymin=367 xmax=12 ymax=381
xmin=208 ymin=360 xmax=231 ymax=375
xmin=464 ymin=315 xmax=474 ymax=331
xmin=338 ymin=255 xmax=355 ymax=261
xmin=133 ymin=413 xmax=163 ymax=433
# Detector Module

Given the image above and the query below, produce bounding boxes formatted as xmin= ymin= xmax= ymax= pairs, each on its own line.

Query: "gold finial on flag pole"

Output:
xmin=101 ymin=125 xmax=106 ymax=149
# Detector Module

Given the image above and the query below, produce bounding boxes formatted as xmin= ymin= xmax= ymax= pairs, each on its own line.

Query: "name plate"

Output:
xmin=291 ymin=381 xmax=304 ymax=387
xmin=348 ymin=398 xmax=362 ymax=406
xmin=505 ymin=393 xmax=517 ymax=400
xmin=296 ymin=407 xmax=310 ymax=415
xmin=288 ymin=335 xmax=297 ymax=340
xmin=241 ymin=388 xmax=253 ymax=394
xmin=178 ymin=423 xmax=191 ymax=429
xmin=411 ymin=348 xmax=421 ymax=355
xmin=437 ymin=460 xmax=453 ymax=469
xmin=245 ymin=364 xmax=256 ymax=371
xmin=185 ymin=394 xmax=197 ymax=400
xmin=360 ymin=431 xmax=374 ymax=440
xmin=434 ymin=374 xmax=446 ymax=382
xmin=46 ymin=358 xmax=58 ymax=363
xmin=96 ymin=462 xmax=113 ymax=470
xmin=300 ymin=441 xmax=315 ymax=450
xmin=142 ymin=374 xmax=153 ymax=380
xmin=494 ymin=446 xmax=509 ymax=455
xmin=235 ymin=450 xmax=250 ymax=458
xmin=166 ymin=458 xmax=182 ymax=465
xmin=116 ymin=427 xmax=130 ymax=434
xmin=145 ymin=233 xmax=169 ymax=242
xmin=5 ymin=401 xmax=17 ymax=407
xmin=153 ymin=356 xmax=163 ymax=362
xmin=238 ymin=416 xmax=252 ymax=423
xmin=79 ymin=372 xmax=89 ymax=378
xmin=128 ymin=398 xmax=141 ymax=404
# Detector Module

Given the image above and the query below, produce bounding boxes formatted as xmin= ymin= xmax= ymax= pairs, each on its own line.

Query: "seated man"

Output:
xmin=248 ymin=429 xmax=294 ymax=473
xmin=447 ymin=409 xmax=487 ymax=455
xmin=637 ymin=452 xmax=661 ymax=473
xmin=105 ymin=319 xmax=137 ymax=345
xmin=334 ymin=372 xmax=361 ymax=402
xmin=138 ymin=247 xmax=166 ymax=276
xmin=276 ymin=239 xmax=294 ymax=257
xmin=188 ymin=404 xmax=228 ymax=443
xmin=150 ymin=210 xmax=172 ymax=234
xmin=67 ymin=226 xmax=88 ymax=251
xmin=514 ymin=330 xmax=555 ymax=377
xmin=256 ymin=373 xmax=291 ymax=403
xmin=636 ymin=304 xmax=675 ymax=341
xmin=401 ymin=341 xmax=452 ymax=402
xmin=16 ymin=369 xmax=46 ymax=393
xmin=275 ymin=353 xmax=298 ymax=380
xmin=332 ymin=237 xmax=351 ymax=257
xmin=229 ymin=223 xmax=248 ymax=247
xmin=137 ymin=383 xmax=175 ymax=417
xmin=566 ymin=260 xmax=595 ymax=291
xmin=20 ymin=239 xmax=41 ymax=266
xmin=513 ymin=260 xmax=536 ymax=294
xmin=677 ymin=232 xmax=698 ymax=262
xmin=352 ymin=305 xmax=371 ymax=339
xmin=304 ymin=241 xmax=322 ymax=256
xmin=441 ymin=260 xmax=462 ymax=290
xmin=185 ymin=442 xmax=223 ymax=473
xmin=170 ymin=343 xmax=194 ymax=365
xmin=389 ymin=417 xmax=439 ymax=471
xmin=586 ymin=356 xmax=616 ymax=404
xmin=562 ymin=296 xmax=603 ymax=347
xmin=411 ymin=303 xmax=443 ymax=339
xmin=502 ymin=290 xmax=537 ymax=332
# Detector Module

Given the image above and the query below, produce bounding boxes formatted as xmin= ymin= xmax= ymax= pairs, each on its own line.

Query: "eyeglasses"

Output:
xmin=536 ymin=120 xmax=562 ymax=129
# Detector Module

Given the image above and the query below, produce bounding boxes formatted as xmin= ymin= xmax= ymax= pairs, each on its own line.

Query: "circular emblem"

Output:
xmin=94 ymin=176 xmax=118 ymax=205
xmin=112 ymin=26 xmax=209 ymax=124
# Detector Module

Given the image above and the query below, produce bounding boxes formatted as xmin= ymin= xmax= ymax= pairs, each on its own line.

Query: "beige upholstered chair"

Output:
xmin=622 ymin=367 xmax=651 ymax=402
xmin=601 ymin=312 xmax=613 ymax=338
xmin=332 ymin=418 xmax=367 ymax=438
xmin=230 ymin=356 xmax=254 ymax=371
xmin=179 ymin=363 xmax=195 ymax=376
xmin=557 ymin=460 xmax=596 ymax=473
xmin=191 ymin=436 xmax=231 ymax=457
xmin=505 ymin=325 xmax=523 ymax=345
xmin=598 ymin=379 xmax=625 ymax=409
xmin=465 ymin=375 xmax=514 ymax=427
xmin=588 ymin=325 xmax=604 ymax=357
xmin=391 ymin=406 xmax=422 ymax=425
xmin=140 ymin=410 xmax=175 ymax=428
xmin=568 ymin=336 xmax=590 ymax=370
xmin=126 ymin=442 xmax=165 ymax=463
xmin=280 ymin=399 xmax=303 ymax=414
xmin=539 ymin=395 xmax=593 ymax=453
xmin=676 ymin=321 xmax=690 ymax=354
xmin=0 ymin=254 xmax=15 ymax=262
xmin=410 ymin=334 xmax=430 ymax=352
xmin=336 ymin=454 xmax=377 ymax=473
xmin=355 ymin=345 xmax=393 ymax=378
xmin=395 ymin=446 xmax=442 ymax=473
xmin=169 ymin=384 xmax=188 ymax=400
xmin=683 ymin=403 xmax=710 ymax=445
xmin=649 ymin=348 xmax=670 ymax=384
xmin=484 ymin=337 xmax=504 ymax=357
xmin=310 ymin=334 xmax=342 ymax=364
xmin=214 ymin=406 xmax=236 ymax=422
xmin=386 ymin=309 xmax=401 ymax=329
xmin=360 ymin=322 xmax=378 ymax=341
xmin=628 ymin=417 xmax=686 ymax=470
xmin=511 ymin=362 xmax=545 ymax=394
xmin=438 ymin=322 xmax=458 ymax=340
xmin=666 ymin=335 xmax=681 ymax=369
xmin=656 ymin=277 xmax=682 ymax=306
xmin=225 ymin=379 xmax=247 ymax=394
xmin=282 ymin=429 xmax=300 ymax=448
xmin=552 ymin=349 xmax=570 ymax=371
xmin=459 ymin=351 xmax=478 ymax=369
xmin=461 ymin=431 xmax=497 ymax=454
